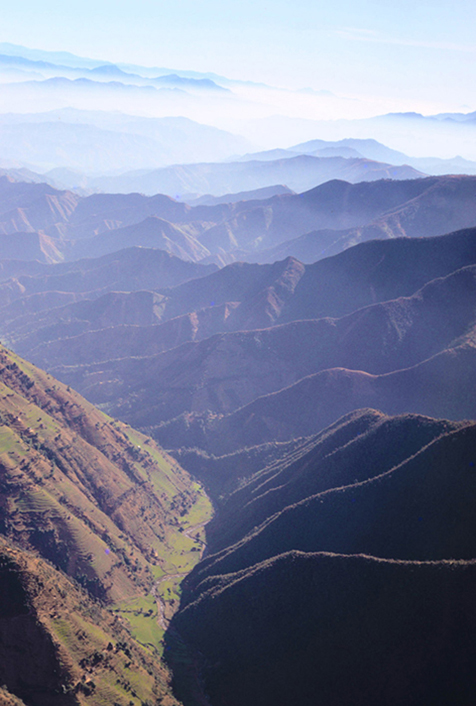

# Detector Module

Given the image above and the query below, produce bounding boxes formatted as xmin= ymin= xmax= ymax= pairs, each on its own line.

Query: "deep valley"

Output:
xmin=0 ymin=83 xmax=476 ymax=705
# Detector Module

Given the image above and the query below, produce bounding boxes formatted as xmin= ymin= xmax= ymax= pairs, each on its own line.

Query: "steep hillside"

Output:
xmin=9 ymin=257 xmax=304 ymax=364
xmin=19 ymin=306 xmax=240 ymax=368
xmin=187 ymin=419 xmax=476 ymax=584
xmin=172 ymin=552 xmax=476 ymax=706
xmin=202 ymin=410 xmax=464 ymax=549
xmin=0 ymin=342 xmax=212 ymax=602
xmin=46 ymin=321 xmax=344 ymax=425
xmin=0 ymin=340 xmax=213 ymax=706
xmin=257 ymin=176 xmax=476 ymax=263
xmin=167 ymin=413 xmax=476 ymax=706
xmin=281 ymin=226 xmax=476 ymax=321
xmin=153 ymin=264 xmax=476 ymax=452
xmin=0 ymin=537 xmax=180 ymax=706
xmin=196 ymin=176 xmax=436 ymax=255
xmin=0 ymin=176 xmax=79 ymax=236
xmin=0 ymin=231 xmax=63 ymax=263
xmin=2 ymin=229 xmax=474 ymax=464
xmin=1 ymin=230 xmax=476 ymax=376
xmin=2 ymin=174 xmax=476 ymax=265
xmin=161 ymin=340 xmax=476 ymax=457
xmin=68 ymin=216 xmax=210 ymax=262
xmin=81 ymin=226 xmax=476 ymax=327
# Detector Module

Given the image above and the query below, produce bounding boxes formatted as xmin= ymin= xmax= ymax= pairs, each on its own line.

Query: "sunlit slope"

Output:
xmin=0 ymin=343 xmax=212 ymax=607
xmin=0 ymin=536 xmax=180 ymax=706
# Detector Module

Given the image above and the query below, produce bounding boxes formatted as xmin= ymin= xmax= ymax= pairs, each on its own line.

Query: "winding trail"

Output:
xmin=153 ymin=520 xmax=208 ymax=630
xmin=184 ymin=521 xmax=208 ymax=547
xmin=154 ymin=572 xmax=188 ymax=629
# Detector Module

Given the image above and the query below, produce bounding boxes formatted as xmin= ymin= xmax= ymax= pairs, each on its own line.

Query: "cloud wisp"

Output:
xmin=335 ymin=27 xmax=476 ymax=54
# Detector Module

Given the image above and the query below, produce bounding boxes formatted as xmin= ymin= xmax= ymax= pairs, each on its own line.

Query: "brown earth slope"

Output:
xmin=0 ymin=537 xmax=180 ymax=706
xmin=0 ymin=343 xmax=211 ymax=604
xmin=0 ymin=343 xmax=213 ymax=705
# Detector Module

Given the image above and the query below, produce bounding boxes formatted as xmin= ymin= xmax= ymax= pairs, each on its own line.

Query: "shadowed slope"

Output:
xmin=203 ymin=411 xmax=464 ymax=551
xmin=171 ymin=552 xmax=476 ymax=706
xmin=168 ymin=412 xmax=476 ymax=706
xmin=281 ymin=226 xmax=476 ymax=321
xmin=188 ymin=420 xmax=476 ymax=587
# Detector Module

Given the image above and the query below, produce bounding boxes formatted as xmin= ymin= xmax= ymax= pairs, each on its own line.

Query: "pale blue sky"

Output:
xmin=2 ymin=0 xmax=475 ymax=109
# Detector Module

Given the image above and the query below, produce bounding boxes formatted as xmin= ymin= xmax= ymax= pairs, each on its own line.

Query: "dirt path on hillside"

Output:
xmin=154 ymin=572 xmax=188 ymax=629
xmin=153 ymin=521 xmax=208 ymax=629
xmin=184 ymin=521 xmax=208 ymax=547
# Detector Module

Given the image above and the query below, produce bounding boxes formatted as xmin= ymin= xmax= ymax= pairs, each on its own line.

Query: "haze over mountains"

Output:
xmin=1 ymin=38 xmax=476 ymax=706
xmin=30 ymin=234 xmax=475 ymax=446
xmin=2 ymin=174 xmax=476 ymax=269
xmin=1 ymin=194 xmax=476 ymax=455
xmin=1 ymin=43 xmax=476 ymax=179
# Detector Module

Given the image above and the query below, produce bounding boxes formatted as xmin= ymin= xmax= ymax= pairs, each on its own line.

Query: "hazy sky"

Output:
xmin=2 ymin=0 xmax=475 ymax=111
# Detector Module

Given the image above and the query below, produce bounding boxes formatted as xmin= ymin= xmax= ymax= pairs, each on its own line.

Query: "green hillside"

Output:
xmin=0 ymin=536 xmax=181 ymax=706
xmin=0 ymin=342 xmax=213 ymax=704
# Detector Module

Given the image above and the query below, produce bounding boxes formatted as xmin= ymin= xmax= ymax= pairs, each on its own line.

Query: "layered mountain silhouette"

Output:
xmin=245 ymin=136 xmax=476 ymax=176
xmin=0 ymin=247 xmax=216 ymax=311
xmin=84 ymin=154 xmax=423 ymax=197
xmin=6 ymin=226 xmax=476 ymax=368
xmin=12 ymin=228 xmax=473 ymax=447
xmin=2 ymin=40 xmax=476 ymax=706
xmin=0 ymin=172 xmax=474 ymax=706
xmin=0 ymin=109 xmax=252 ymax=173
xmin=2 ymin=174 xmax=476 ymax=267
xmin=167 ymin=411 xmax=476 ymax=706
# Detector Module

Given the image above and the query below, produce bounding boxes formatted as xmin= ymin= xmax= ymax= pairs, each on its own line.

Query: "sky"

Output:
xmin=2 ymin=0 xmax=476 ymax=113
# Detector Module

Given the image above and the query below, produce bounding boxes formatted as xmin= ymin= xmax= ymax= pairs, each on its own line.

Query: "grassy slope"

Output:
xmin=0 ymin=342 xmax=213 ymax=702
xmin=0 ymin=536 xmax=180 ymax=706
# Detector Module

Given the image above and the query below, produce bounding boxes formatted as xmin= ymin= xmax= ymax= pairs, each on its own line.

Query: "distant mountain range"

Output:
xmin=0 ymin=50 xmax=229 ymax=93
xmin=237 ymin=111 xmax=476 ymax=160
xmin=1 ymin=43 xmax=476 ymax=175
xmin=2 ymin=39 xmax=476 ymax=706
xmin=242 ymin=137 xmax=476 ymax=177
xmin=3 ymin=114 xmax=474 ymax=199
xmin=0 ymin=110 xmax=253 ymax=173
xmin=80 ymin=154 xmax=423 ymax=197
xmin=1 ymin=218 xmax=475 ymax=453
xmin=3 ymin=174 xmax=476 ymax=268
xmin=0 ymin=156 xmax=475 ymax=705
